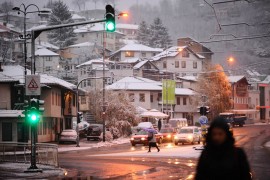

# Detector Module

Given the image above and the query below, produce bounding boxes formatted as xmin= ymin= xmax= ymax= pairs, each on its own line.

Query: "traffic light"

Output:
xmin=27 ymin=98 xmax=45 ymax=124
xmin=105 ymin=4 xmax=115 ymax=32
xmin=77 ymin=112 xmax=83 ymax=124
xmin=199 ymin=106 xmax=210 ymax=116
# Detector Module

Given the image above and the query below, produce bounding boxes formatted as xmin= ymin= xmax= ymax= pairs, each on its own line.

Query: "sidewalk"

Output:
xmin=58 ymin=137 xmax=130 ymax=152
xmin=0 ymin=162 xmax=64 ymax=179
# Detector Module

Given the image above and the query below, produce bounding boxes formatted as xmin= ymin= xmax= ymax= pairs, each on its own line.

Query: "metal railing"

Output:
xmin=0 ymin=142 xmax=58 ymax=167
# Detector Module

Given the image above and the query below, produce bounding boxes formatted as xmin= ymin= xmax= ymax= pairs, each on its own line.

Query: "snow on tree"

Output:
xmin=195 ymin=64 xmax=232 ymax=119
xmin=47 ymin=1 xmax=77 ymax=48
xmin=136 ymin=21 xmax=150 ymax=46
xmin=88 ymin=90 xmax=138 ymax=137
xmin=149 ymin=17 xmax=172 ymax=49
xmin=0 ymin=1 xmax=13 ymax=24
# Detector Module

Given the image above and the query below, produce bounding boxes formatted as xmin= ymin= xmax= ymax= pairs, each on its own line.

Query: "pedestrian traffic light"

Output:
xmin=199 ymin=106 xmax=210 ymax=116
xmin=105 ymin=4 xmax=115 ymax=32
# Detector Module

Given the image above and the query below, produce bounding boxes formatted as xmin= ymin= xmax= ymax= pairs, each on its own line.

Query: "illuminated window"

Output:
xmin=125 ymin=51 xmax=134 ymax=57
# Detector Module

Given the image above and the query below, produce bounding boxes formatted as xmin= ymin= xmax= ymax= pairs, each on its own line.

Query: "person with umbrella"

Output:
xmin=145 ymin=128 xmax=160 ymax=152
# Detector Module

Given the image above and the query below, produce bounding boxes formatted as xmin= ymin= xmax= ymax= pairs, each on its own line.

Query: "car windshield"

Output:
xmin=179 ymin=129 xmax=193 ymax=134
xmin=136 ymin=130 xmax=148 ymax=135
xmin=160 ymin=129 xmax=173 ymax=133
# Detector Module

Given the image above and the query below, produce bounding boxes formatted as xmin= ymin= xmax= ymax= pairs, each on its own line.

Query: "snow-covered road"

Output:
xmin=90 ymin=144 xmax=202 ymax=158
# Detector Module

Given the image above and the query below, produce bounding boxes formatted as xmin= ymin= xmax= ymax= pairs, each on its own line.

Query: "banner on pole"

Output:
xmin=162 ymin=79 xmax=176 ymax=105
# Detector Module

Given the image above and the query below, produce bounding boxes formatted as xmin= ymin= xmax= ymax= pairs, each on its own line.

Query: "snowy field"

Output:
xmin=90 ymin=144 xmax=202 ymax=159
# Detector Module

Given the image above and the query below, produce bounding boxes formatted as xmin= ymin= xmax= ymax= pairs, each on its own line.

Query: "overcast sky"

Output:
xmin=5 ymin=0 xmax=162 ymax=11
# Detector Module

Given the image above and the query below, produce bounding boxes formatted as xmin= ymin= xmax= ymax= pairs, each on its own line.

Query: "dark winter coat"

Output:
xmin=195 ymin=117 xmax=252 ymax=180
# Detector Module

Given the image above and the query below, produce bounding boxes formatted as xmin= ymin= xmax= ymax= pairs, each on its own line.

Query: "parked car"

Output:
xmin=174 ymin=126 xmax=200 ymax=145
xmin=159 ymin=128 xmax=176 ymax=142
xmin=219 ymin=112 xmax=247 ymax=127
xmin=59 ymin=129 xmax=77 ymax=144
xmin=130 ymin=130 xmax=163 ymax=146
xmin=87 ymin=124 xmax=103 ymax=141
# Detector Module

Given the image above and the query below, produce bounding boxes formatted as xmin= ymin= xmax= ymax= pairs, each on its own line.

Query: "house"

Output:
xmin=0 ymin=65 xmax=77 ymax=143
xmin=76 ymin=58 xmax=110 ymax=90
xmin=116 ymin=23 xmax=139 ymax=40
xmin=257 ymin=75 xmax=270 ymax=122
xmin=35 ymin=48 xmax=60 ymax=76
xmin=110 ymin=43 xmax=162 ymax=62
xmin=106 ymin=76 xmax=199 ymax=125
xmin=74 ymin=23 xmax=125 ymax=51
xmin=177 ymin=37 xmax=213 ymax=68
xmin=151 ymin=46 xmax=205 ymax=78
xmin=177 ymin=76 xmax=198 ymax=90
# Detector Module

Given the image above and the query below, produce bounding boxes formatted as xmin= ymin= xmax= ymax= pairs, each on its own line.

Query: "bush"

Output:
xmin=99 ymin=131 xmax=113 ymax=142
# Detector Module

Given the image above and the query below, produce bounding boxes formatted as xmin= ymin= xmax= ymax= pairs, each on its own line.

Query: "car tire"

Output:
xmin=182 ymin=142 xmax=184 ymax=145
xmin=131 ymin=143 xmax=136 ymax=146
xmin=175 ymin=142 xmax=178 ymax=146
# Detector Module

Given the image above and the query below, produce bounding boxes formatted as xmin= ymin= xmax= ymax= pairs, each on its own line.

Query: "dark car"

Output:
xmin=87 ymin=124 xmax=103 ymax=141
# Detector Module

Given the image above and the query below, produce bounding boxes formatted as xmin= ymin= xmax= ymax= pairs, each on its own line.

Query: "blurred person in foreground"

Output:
xmin=195 ymin=117 xmax=252 ymax=180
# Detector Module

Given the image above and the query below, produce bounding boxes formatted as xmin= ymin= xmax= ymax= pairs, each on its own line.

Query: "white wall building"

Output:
xmin=116 ymin=23 xmax=139 ymax=40
xmin=151 ymin=46 xmax=205 ymax=78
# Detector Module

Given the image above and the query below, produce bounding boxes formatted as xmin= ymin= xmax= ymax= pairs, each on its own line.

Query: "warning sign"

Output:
xmin=26 ymin=75 xmax=40 ymax=96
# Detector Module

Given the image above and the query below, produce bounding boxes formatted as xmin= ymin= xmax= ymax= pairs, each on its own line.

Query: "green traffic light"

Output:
xmin=106 ymin=21 xmax=115 ymax=32
xmin=31 ymin=114 xmax=37 ymax=121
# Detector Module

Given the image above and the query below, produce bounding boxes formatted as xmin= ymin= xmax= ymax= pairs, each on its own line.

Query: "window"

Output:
xmin=87 ymin=80 xmax=91 ymax=86
xmin=182 ymin=50 xmax=189 ymax=57
xmin=84 ymin=81 xmax=86 ymax=87
xmin=55 ymin=92 xmax=58 ymax=106
xmin=150 ymin=95 xmax=153 ymax=103
xmin=2 ymin=122 xmax=12 ymax=141
xmin=142 ymin=52 xmax=146 ymax=57
xmin=163 ymin=61 xmax=167 ymax=69
xmin=152 ymin=53 xmax=156 ymax=56
xmin=129 ymin=93 xmax=135 ymax=102
xmin=177 ymin=97 xmax=181 ymax=105
xmin=193 ymin=73 xmax=197 ymax=76
xmin=45 ymin=57 xmax=52 ymax=61
xmin=81 ymin=96 xmax=86 ymax=104
xmin=139 ymin=93 xmax=145 ymax=102
xmin=181 ymin=61 xmax=186 ymax=68
xmin=175 ymin=61 xmax=179 ymax=68
xmin=45 ymin=66 xmax=51 ymax=71
xmin=183 ymin=97 xmax=187 ymax=105
xmin=125 ymin=51 xmax=134 ymax=57
xmin=193 ymin=62 xmax=197 ymax=69
xmin=81 ymin=34 xmax=84 ymax=37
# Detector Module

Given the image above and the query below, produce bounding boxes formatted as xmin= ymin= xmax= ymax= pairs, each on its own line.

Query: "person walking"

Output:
xmin=195 ymin=117 xmax=252 ymax=180
xmin=148 ymin=131 xmax=160 ymax=153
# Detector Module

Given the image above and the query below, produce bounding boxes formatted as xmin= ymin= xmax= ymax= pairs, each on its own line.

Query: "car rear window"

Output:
xmin=137 ymin=130 xmax=148 ymax=135
xmin=160 ymin=129 xmax=173 ymax=133
xmin=179 ymin=129 xmax=193 ymax=133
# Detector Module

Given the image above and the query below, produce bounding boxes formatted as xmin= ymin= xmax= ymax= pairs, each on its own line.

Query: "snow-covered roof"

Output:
xmin=1 ymin=65 xmax=76 ymax=90
xmin=111 ymin=44 xmax=162 ymax=57
xmin=69 ymin=42 xmax=95 ymax=48
xmin=116 ymin=23 xmax=139 ymax=30
xmin=107 ymin=77 xmax=162 ymax=91
xmin=151 ymin=46 xmax=205 ymax=61
xmin=27 ymin=24 xmax=47 ymax=32
xmin=261 ymin=75 xmax=270 ymax=84
xmin=119 ymin=39 xmax=138 ymax=45
xmin=120 ymin=57 xmax=141 ymax=63
xmin=0 ymin=73 xmax=18 ymax=82
xmin=35 ymin=48 xmax=59 ymax=56
xmin=0 ymin=110 xmax=24 ymax=118
xmin=72 ymin=14 xmax=86 ymax=20
xmin=175 ymin=88 xmax=194 ymax=95
xmin=76 ymin=58 xmax=103 ymax=68
xmin=36 ymin=41 xmax=59 ymax=50
xmin=179 ymin=76 xmax=198 ymax=82
xmin=133 ymin=60 xmax=149 ymax=69
xmin=228 ymin=76 xmax=245 ymax=83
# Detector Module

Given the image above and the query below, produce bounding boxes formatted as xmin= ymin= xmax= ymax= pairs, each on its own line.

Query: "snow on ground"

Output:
xmin=90 ymin=144 xmax=202 ymax=159
xmin=58 ymin=138 xmax=130 ymax=152
xmin=0 ymin=162 xmax=64 ymax=179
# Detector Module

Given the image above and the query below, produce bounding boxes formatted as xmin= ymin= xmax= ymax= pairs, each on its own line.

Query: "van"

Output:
xmin=169 ymin=118 xmax=188 ymax=131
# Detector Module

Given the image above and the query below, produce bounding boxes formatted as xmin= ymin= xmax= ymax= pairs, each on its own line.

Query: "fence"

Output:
xmin=0 ymin=142 xmax=58 ymax=167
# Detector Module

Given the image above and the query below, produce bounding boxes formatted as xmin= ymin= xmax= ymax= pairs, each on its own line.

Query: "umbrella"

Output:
xmin=140 ymin=109 xmax=169 ymax=118
xmin=143 ymin=128 xmax=158 ymax=134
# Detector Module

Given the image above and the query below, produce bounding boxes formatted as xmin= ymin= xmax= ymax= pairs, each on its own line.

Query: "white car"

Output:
xmin=174 ymin=126 xmax=201 ymax=145
xmin=59 ymin=129 xmax=77 ymax=144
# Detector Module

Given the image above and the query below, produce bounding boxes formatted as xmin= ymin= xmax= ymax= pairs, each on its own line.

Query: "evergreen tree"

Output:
xmin=149 ymin=17 xmax=172 ymax=48
xmin=47 ymin=1 xmax=77 ymax=48
xmin=136 ymin=21 xmax=150 ymax=46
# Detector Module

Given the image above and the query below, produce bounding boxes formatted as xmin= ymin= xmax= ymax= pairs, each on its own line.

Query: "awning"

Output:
xmin=140 ymin=109 xmax=169 ymax=118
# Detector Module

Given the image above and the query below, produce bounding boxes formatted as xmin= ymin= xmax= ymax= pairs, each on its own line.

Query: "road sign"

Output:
xmin=199 ymin=116 xmax=208 ymax=125
xmin=26 ymin=75 xmax=40 ymax=96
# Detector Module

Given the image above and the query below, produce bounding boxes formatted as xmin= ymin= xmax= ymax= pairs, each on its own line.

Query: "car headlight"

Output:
xmin=188 ymin=135 xmax=193 ymax=139
xmin=167 ymin=135 xmax=171 ymax=138
xmin=131 ymin=138 xmax=134 ymax=140
xmin=141 ymin=137 xmax=145 ymax=140
xmin=174 ymin=136 xmax=178 ymax=139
